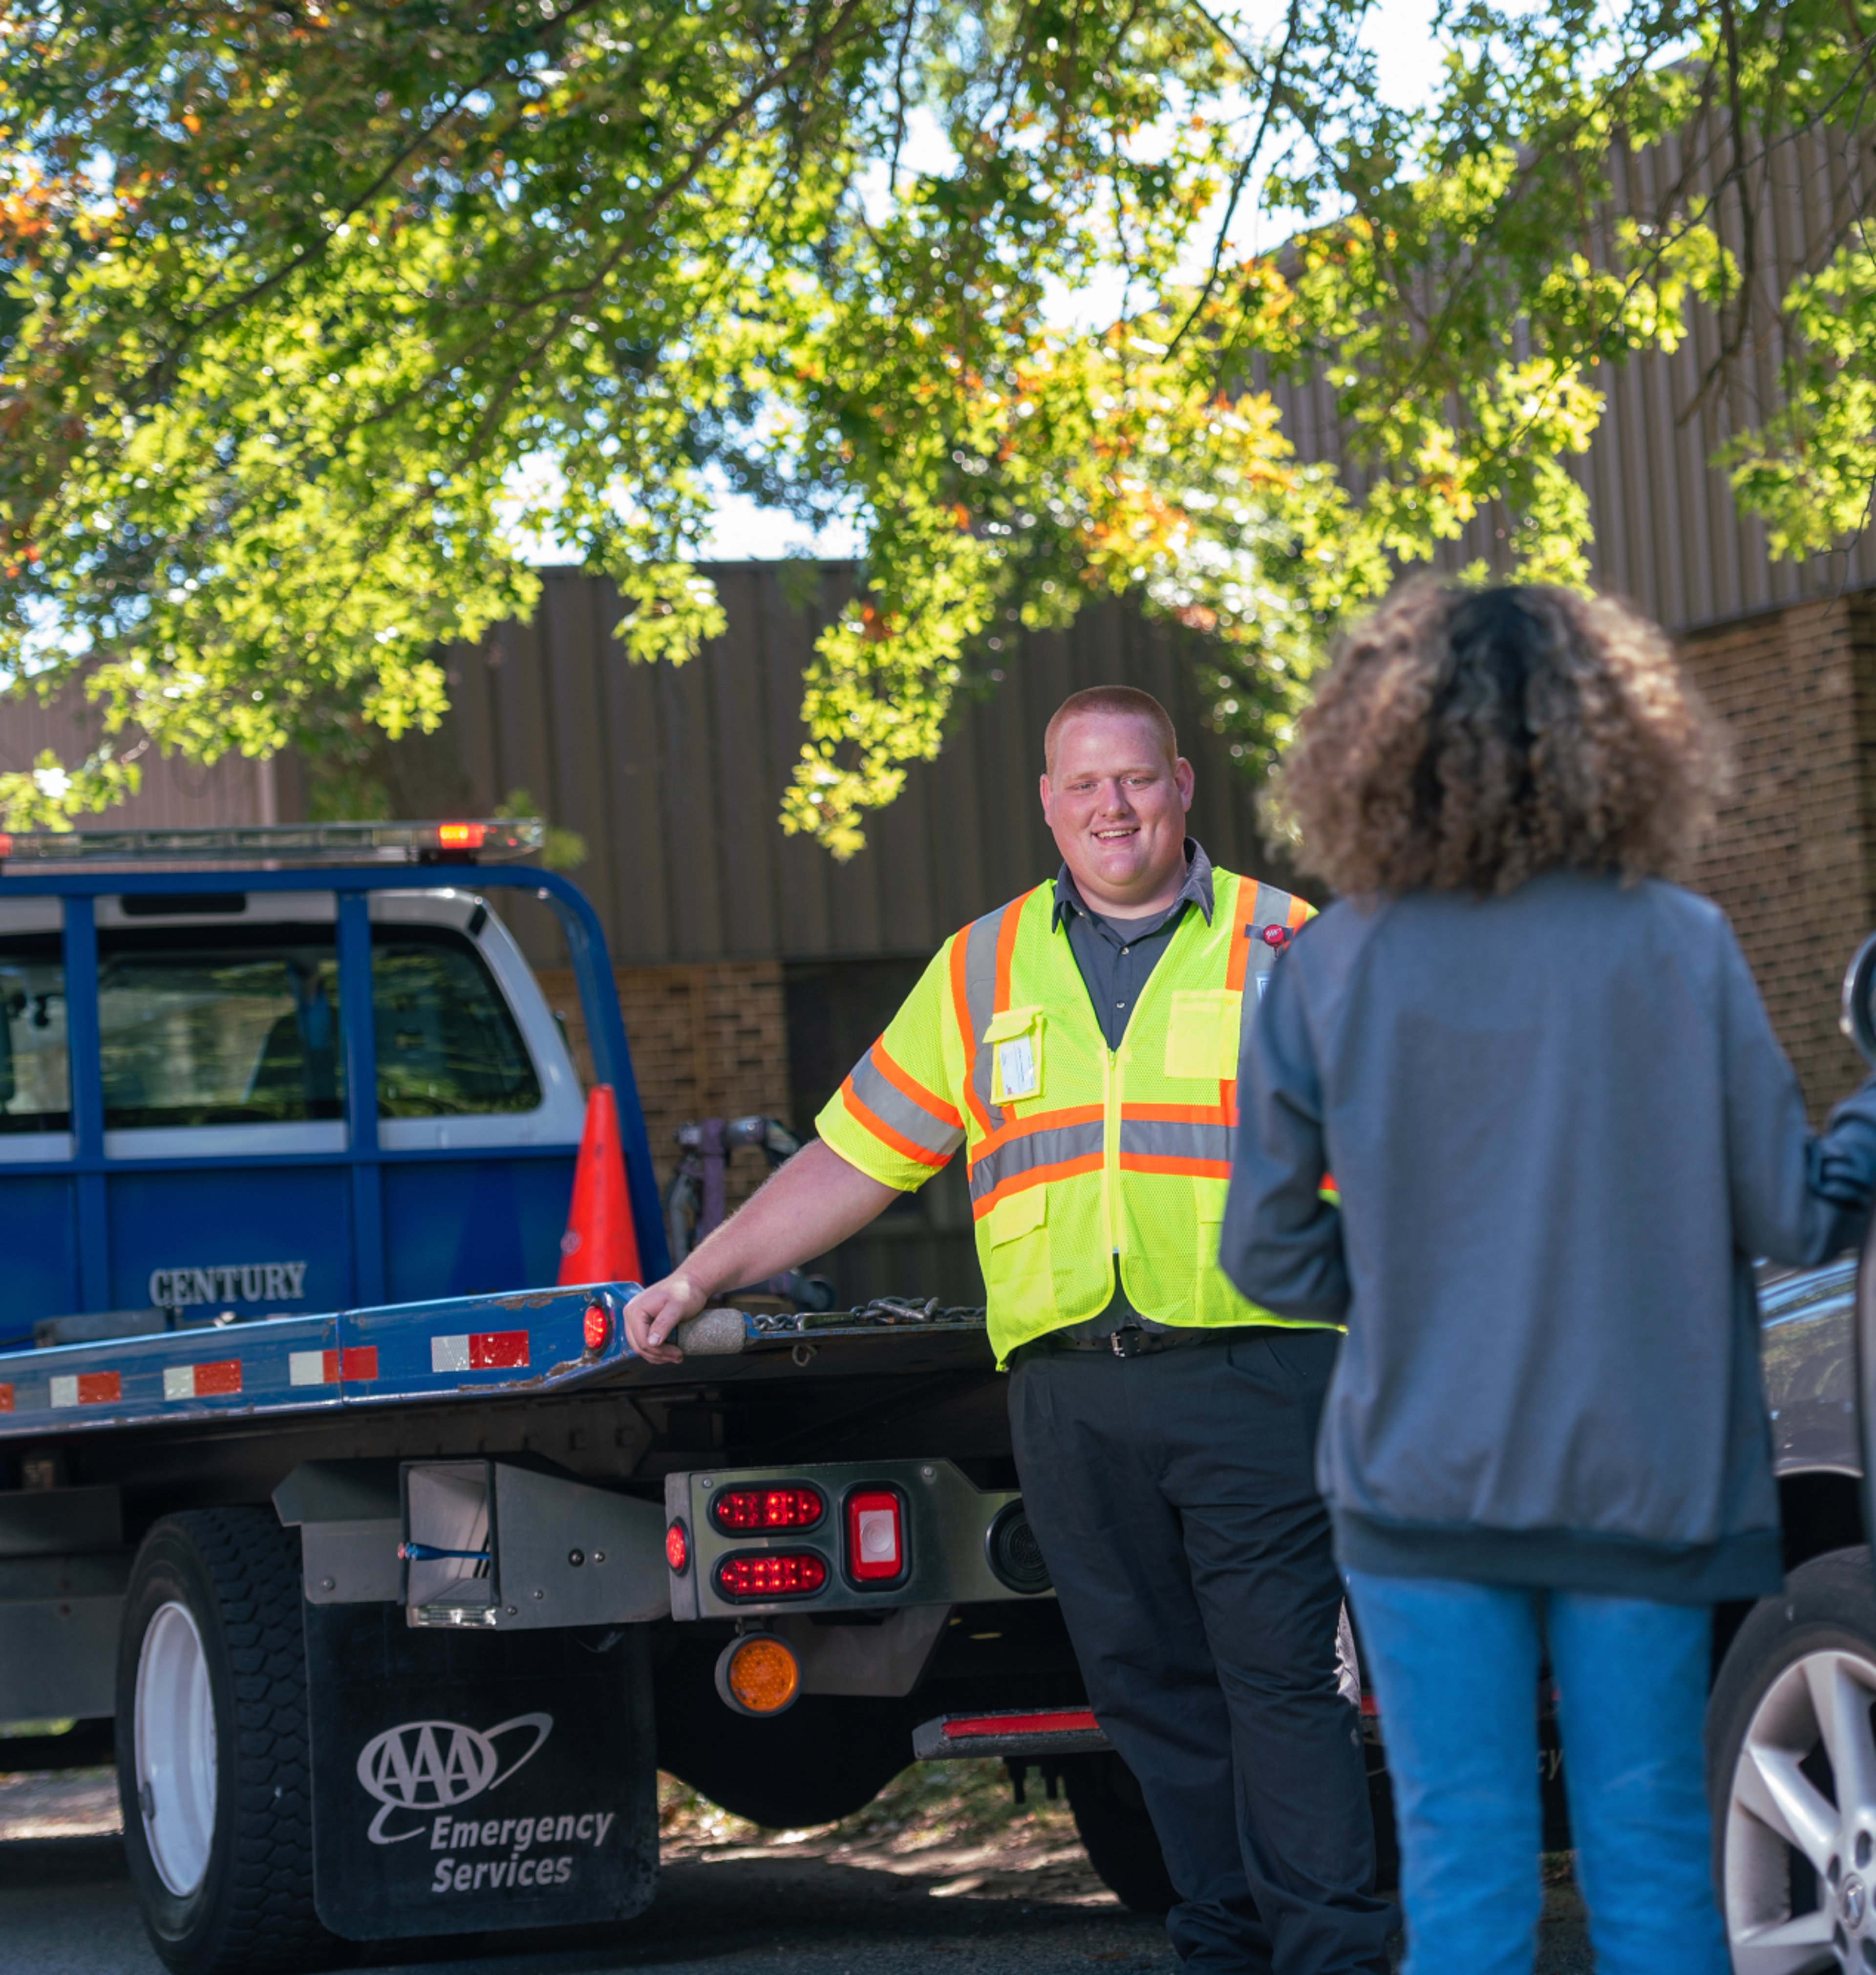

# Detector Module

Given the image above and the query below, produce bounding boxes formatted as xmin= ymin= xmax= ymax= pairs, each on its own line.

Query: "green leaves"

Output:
xmin=1 ymin=0 xmax=1870 ymax=853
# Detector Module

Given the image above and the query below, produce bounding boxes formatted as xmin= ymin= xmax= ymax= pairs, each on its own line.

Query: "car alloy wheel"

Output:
xmin=1724 ymin=1643 xmax=1876 ymax=1972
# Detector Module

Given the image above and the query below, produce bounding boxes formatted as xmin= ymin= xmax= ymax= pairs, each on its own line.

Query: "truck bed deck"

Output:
xmin=0 ymin=1288 xmax=995 ymax=1437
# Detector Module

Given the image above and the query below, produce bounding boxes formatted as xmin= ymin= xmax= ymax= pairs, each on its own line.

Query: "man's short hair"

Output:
xmin=1044 ymin=687 xmax=1180 ymax=776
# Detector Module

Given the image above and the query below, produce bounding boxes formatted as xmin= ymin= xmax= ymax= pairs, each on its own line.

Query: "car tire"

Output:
xmin=116 ymin=1508 xmax=338 ymax=1975
xmin=1707 ymin=1544 xmax=1876 ymax=1973
xmin=1057 ymin=1751 xmax=1180 ymax=1915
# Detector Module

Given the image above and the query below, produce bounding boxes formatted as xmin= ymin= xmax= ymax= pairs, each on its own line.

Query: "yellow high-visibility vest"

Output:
xmin=814 ymin=868 xmax=1330 ymax=1363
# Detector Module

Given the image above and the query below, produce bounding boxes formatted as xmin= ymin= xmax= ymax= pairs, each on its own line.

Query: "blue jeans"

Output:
xmin=1344 ymin=1569 xmax=1728 ymax=1975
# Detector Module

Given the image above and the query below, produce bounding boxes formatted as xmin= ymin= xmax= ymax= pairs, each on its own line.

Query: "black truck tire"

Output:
xmin=1057 ymin=1751 xmax=1180 ymax=1915
xmin=116 ymin=1508 xmax=338 ymax=1975
xmin=1706 ymin=1545 xmax=1876 ymax=1974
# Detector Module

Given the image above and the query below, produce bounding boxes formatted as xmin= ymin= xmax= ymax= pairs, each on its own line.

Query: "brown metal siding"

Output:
xmin=1267 ymin=112 xmax=1876 ymax=628
xmin=443 ymin=563 xmax=1292 ymax=968
xmin=0 ymin=680 xmax=275 ymax=830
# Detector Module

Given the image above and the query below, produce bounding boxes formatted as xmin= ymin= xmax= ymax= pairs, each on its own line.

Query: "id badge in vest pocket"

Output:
xmin=985 ymin=1005 xmax=1045 ymax=1106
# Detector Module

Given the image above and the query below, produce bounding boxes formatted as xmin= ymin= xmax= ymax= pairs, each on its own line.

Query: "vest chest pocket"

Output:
xmin=985 ymin=1005 xmax=1045 ymax=1105
xmin=1165 ymin=989 xmax=1241 ymax=1079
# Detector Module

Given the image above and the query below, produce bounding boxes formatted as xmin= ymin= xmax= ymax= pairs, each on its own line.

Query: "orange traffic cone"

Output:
xmin=557 ymin=1085 xmax=644 ymax=1287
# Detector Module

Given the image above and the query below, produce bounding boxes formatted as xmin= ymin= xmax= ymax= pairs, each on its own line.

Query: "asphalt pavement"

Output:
xmin=0 ymin=1769 xmax=1593 ymax=1974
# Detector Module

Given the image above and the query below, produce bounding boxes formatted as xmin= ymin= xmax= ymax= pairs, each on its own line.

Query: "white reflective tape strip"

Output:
xmin=431 ymin=1335 xmax=471 ymax=1374
xmin=48 ymin=1375 xmax=77 ymax=1409
xmin=163 ymin=1366 xmax=193 ymax=1402
xmin=288 ymin=1350 xmax=330 ymax=1387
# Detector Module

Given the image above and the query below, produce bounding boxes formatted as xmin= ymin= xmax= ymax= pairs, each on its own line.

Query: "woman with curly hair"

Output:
xmin=1220 ymin=580 xmax=1876 ymax=1975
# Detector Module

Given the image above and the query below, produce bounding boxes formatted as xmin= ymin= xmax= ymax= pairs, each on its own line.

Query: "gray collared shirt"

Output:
xmin=1050 ymin=840 xmax=1215 ymax=1338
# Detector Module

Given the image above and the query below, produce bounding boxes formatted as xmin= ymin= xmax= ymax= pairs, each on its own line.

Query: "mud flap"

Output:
xmin=304 ymin=1604 xmax=656 ymax=1940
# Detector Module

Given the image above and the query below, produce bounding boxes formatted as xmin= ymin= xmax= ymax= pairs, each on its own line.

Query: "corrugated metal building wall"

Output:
xmin=1270 ymin=110 xmax=1876 ymax=629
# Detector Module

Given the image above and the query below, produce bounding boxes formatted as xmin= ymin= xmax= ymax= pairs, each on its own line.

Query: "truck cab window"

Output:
xmin=372 ymin=926 xmax=540 ymax=1117
xmin=0 ymin=935 xmax=69 ymax=1132
xmin=98 ymin=925 xmax=343 ymax=1128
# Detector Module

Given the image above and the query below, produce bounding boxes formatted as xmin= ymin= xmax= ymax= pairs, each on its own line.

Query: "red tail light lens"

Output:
xmin=714 ymin=1552 xmax=828 ymax=1600
xmin=845 ymin=1488 xmax=906 ymax=1584
xmin=710 ymin=1485 xmax=826 ymax=1533
xmin=582 ymin=1304 xmax=610 ymax=1352
xmin=665 ymin=1520 xmax=689 ymax=1573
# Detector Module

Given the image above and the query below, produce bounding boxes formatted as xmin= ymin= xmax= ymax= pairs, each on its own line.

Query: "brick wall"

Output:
xmin=1680 ymin=590 xmax=1876 ymax=1118
xmin=533 ymin=961 xmax=791 ymax=1207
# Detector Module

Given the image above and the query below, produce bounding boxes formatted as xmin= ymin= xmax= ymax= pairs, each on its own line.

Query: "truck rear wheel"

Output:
xmin=116 ymin=1509 xmax=337 ymax=1975
xmin=1057 ymin=1752 xmax=1179 ymax=1915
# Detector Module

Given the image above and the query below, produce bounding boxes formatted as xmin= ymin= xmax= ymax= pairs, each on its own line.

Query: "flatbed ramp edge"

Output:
xmin=0 ymin=1288 xmax=996 ymax=1433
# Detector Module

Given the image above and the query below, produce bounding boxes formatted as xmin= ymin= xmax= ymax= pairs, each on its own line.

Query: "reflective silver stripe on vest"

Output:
xmin=1117 ymin=1117 xmax=1234 ymax=1166
xmin=1239 ymin=879 xmax=1294 ymax=1056
xmin=969 ymin=1119 xmax=1107 ymax=1205
xmin=961 ymin=901 xmax=1016 ymax=1134
xmin=848 ymin=1048 xmax=964 ymax=1159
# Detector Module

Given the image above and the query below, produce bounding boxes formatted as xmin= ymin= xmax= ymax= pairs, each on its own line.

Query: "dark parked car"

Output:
xmin=1700 ymin=935 xmax=1876 ymax=1973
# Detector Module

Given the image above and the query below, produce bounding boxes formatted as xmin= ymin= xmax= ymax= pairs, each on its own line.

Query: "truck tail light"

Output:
xmin=713 ymin=1552 xmax=827 ymax=1600
xmin=582 ymin=1303 xmax=610 ymax=1352
xmin=845 ymin=1488 xmax=906 ymax=1585
xmin=709 ymin=1484 xmax=825 ymax=1533
xmin=715 ymin=1634 xmax=801 ymax=1717
xmin=665 ymin=1520 xmax=689 ymax=1573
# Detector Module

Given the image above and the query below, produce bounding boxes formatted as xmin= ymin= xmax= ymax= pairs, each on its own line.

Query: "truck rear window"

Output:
xmin=100 ymin=925 xmax=343 ymax=1128
xmin=93 ymin=921 xmax=540 ymax=1129
xmin=372 ymin=927 xmax=541 ymax=1118
xmin=0 ymin=935 xmax=69 ymax=1133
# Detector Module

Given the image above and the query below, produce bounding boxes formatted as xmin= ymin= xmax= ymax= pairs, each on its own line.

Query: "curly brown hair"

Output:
xmin=1277 ymin=579 xmax=1730 ymax=896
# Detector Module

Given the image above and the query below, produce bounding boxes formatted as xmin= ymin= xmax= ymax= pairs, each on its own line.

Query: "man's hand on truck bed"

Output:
xmin=624 ymin=1141 xmax=902 ymax=1364
xmin=623 ymin=1272 xmax=712 ymax=1364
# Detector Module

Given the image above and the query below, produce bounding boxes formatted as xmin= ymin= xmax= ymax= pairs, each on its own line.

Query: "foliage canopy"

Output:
xmin=0 ymin=0 xmax=1871 ymax=849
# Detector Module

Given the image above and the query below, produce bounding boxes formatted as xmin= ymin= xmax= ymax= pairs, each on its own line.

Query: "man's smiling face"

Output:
xmin=1040 ymin=711 xmax=1195 ymax=915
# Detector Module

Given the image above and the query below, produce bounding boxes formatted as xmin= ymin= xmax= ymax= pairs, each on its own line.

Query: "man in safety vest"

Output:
xmin=625 ymin=686 xmax=1394 ymax=1975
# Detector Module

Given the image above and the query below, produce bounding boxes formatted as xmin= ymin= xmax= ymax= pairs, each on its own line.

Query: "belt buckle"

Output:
xmin=1111 ymin=1329 xmax=1146 ymax=1358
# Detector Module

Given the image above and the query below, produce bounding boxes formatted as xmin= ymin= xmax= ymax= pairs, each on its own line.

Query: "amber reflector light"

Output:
xmin=718 ymin=1634 xmax=802 ymax=1716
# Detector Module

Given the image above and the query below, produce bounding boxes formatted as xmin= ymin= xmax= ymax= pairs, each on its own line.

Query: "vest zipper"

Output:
xmin=1105 ymin=1042 xmax=1123 ymax=1287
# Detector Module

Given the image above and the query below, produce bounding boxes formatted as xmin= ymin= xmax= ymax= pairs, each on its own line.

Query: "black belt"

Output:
xmin=1012 ymin=1324 xmax=1272 ymax=1364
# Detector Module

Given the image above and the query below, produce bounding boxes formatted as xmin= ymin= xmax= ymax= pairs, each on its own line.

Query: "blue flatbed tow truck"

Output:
xmin=0 ymin=823 xmax=1143 ymax=1974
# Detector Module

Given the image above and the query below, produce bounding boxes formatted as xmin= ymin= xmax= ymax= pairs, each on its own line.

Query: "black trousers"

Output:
xmin=1009 ymin=1329 xmax=1396 ymax=1975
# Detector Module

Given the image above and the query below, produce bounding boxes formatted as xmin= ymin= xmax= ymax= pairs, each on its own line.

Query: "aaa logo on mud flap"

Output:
xmin=356 ymin=1715 xmax=553 ymax=1844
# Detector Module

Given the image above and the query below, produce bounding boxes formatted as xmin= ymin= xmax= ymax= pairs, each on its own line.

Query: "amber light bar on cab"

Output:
xmin=0 ymin=819 xmax=545 ymax=867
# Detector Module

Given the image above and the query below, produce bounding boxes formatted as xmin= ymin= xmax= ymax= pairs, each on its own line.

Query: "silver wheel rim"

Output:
xmin=1726 ymin=1645 xmax=1876 ymax=1973
xmin=134 ymin=1601 xmax=218 ymax=1897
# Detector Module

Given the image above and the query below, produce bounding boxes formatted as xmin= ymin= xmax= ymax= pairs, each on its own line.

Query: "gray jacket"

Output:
xmin=1220 ymin=870 xmax=1876 ymax=1601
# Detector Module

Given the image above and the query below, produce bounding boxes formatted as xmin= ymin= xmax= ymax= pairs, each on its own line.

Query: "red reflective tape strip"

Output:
xmin=469 ymin=1331 xmax=528 ymax=1371
xmin=194 ymin=1359 xmax=241 ymax=1397
xmin=1118 ymin=1153 xmax=1233 ymax=1180
xmin=842 ymin=1082 xmax=950 ymax=1169
xmin=339 ymin=1346 xmax=378 ymax=1381
xmin=970 ymin=1151 xmax=1104 ymax=1219
xmin=941 ymin=1710 xmax=1100 ymax=1739
xmin=78 ymin=1371 xmax=120 ymax=1406
xmin=870 ymin=1043 xmax=963 ymax=1130
xmin=0 ymin=1384 xmax=12 ymax=1412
